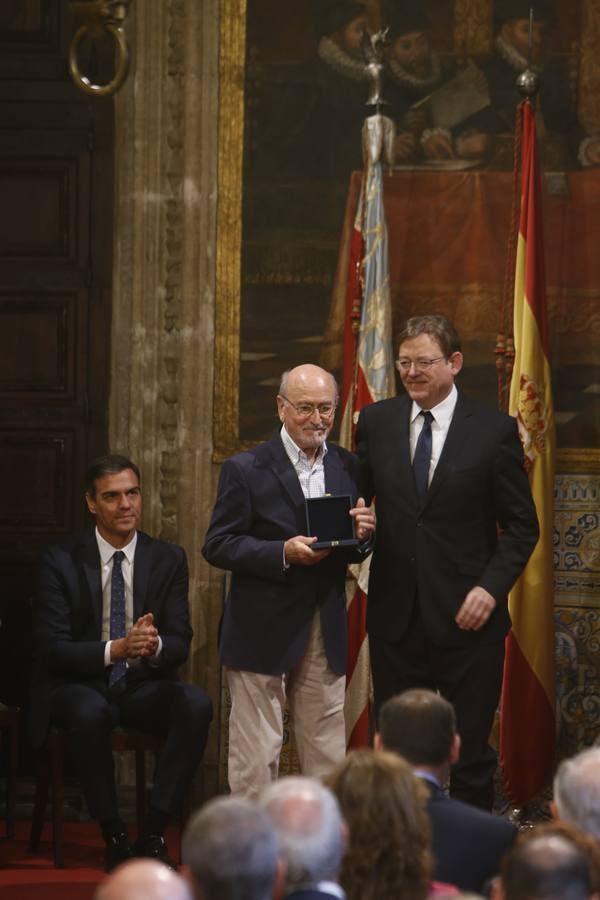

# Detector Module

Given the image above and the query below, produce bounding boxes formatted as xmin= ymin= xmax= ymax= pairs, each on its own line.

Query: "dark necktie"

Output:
xmin=413 ymin=410 xmax=434 ymax=501
xmin=109 ymin=550 xmax=127 ymax=688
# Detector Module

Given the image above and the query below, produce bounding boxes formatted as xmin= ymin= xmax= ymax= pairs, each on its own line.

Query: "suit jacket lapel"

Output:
xmin=80 ymin=531 xmax=103 ymax=636
xmin=388 ymin=396 xmax=417 ymax=502
xmin=323 ymin=445 xmax=346 ymax=496
xmin=266 ymin=434 xmax=306 ymax=509
xmin=133 ymin=532 xmax=150 ymax=618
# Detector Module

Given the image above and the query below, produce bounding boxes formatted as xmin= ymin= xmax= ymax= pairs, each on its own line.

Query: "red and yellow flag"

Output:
xmin=500 ymin=100 xmax=555 ymax=804
xmin=340 ymin=116 xmax=395 ymax=748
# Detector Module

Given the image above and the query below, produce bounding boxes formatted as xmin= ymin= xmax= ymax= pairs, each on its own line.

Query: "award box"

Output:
xmin=305 ymin=494 xmax=358 ymax=550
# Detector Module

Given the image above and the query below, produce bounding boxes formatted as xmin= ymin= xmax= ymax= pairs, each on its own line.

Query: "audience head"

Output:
xmin=96 ymin=858 xmax=193 ymax=900
xmin=182 ymin=795 xmax=281 ymax=900
xmin=86 ymin=453 xmax=141 ymax=498
xmin=496 ymin=821 xmax=600 ymax=900
xmin=325 ymin=748 xmax=432 ymax=900
xmin=553 ymin=747 xmax=600 ymax=840
xmin=376 ymin=688 xmax=460 ymax=773
xmin=84 ymin=453 xmax=142 ymax=547
xmin=260 ymin=775 xmax=346 ymax=892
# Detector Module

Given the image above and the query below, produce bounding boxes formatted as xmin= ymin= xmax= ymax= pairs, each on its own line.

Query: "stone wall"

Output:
xmin=110 ymin=0 xmax=225 ymax=800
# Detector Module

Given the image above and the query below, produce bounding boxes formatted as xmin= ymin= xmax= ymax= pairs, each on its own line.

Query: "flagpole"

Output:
xmin=500 ymin=5 xmax=556 ymax=813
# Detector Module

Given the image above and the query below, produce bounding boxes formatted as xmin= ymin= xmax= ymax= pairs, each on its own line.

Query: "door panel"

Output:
xmin=0 ymin=1 xmax=113 ymax=759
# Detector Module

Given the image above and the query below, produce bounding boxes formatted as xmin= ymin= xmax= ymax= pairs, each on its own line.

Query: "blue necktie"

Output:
xmin=109 ymin=550 xmax=127 ymax=688
xmin=413 ymin=410 xmax=434 ymax=501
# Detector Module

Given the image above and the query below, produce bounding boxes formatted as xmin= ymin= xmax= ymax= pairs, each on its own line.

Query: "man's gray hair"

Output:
xmin=182 ymin=795 xmax=279 ymax=900
xmin=554 ymin=747 xmax=600 ymax=839
xmin=260 ymin=776 xmax=345 ymax=891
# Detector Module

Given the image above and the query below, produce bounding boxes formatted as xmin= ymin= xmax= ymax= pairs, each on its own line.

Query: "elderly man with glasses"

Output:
xmin=356 ymin=314 xmax=539 ymax=812
xmin=203 ymin=364 xmax=375 ymax=797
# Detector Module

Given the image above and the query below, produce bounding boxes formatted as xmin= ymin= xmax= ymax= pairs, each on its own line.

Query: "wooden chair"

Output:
xmin=29 ymin=726 xmax=170 ymax=868
xmin=0 ymin=703 xmax=19 ymax=839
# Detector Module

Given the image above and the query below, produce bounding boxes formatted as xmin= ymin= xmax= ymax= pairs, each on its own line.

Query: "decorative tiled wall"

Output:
xmin=555 ymin=473 xmax=600 ymax=758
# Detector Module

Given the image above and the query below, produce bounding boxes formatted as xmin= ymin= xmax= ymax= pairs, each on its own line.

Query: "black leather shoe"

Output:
xmin=135 ymin=833 xmax=176 ymax=869
xmin=104 ymin=832 xmax=135 ymax=872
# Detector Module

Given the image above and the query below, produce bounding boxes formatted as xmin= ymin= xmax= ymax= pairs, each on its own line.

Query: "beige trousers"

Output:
xmin=226 ymin=613 xmax=346 ymax=797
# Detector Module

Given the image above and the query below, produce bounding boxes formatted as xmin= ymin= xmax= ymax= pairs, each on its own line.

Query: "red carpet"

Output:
xmin=0 ymin=822 xmax=180 ymax=899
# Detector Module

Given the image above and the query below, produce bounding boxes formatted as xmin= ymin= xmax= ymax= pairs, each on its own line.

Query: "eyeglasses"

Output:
xmin=280 ymin=395 xmax=337 ymax=418
xmin=395 ymin=356 xmax=446 ymax=373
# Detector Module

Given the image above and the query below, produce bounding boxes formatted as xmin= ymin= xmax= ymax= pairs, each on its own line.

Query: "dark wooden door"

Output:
xmin=0 ymin=1 xmax=114 ymax=749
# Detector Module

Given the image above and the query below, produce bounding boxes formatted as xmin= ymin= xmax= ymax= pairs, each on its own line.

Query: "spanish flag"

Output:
xmin=500 ymin=100 xmax=556 ymax=804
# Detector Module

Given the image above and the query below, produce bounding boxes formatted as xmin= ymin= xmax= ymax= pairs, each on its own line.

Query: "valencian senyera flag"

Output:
xmin=500 ymin=99 xmax=556 ymax=804
xmin=340 ymin=114 xmax=395 ymax=748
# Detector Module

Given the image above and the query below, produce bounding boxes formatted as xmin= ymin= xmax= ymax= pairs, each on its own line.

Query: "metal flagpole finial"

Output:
xmin=361 ymin=27 xmax=390 ymax=112
xmin=516 ymin=6 xmax=540 ymax=99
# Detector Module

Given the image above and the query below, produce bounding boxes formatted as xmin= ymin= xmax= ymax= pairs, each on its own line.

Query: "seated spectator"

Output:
xmin=96 ymin=859 xmax=193 ymax=900
xmin=29 ymin=454 xmax=213 ymax=870
xmin=325 ymin=748 xmax=458 ymax=900
xmin=552 ymin=747 xmax=600 ymax=840
xmin=260 ymin=775 xmax=346 ymax=900
xmin=492 ymin=821 xmax=600 ymax=900
xmin=376 ymin=689 xmax=517 ymax=894
xmin=182 ymin=795 xmax=283 ymax=900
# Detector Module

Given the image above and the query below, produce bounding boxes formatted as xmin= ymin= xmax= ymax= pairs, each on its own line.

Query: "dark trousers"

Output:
xmin=50 ymin=678 xmax=213 ymax=824
xmin=369 ymin=606 xmax=505 ymax=811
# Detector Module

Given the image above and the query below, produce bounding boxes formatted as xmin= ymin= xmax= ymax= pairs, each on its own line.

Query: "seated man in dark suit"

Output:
xmin=29 ymin=454 xmax=213 ymax=870
xmin=376 ymin=689 xmax=517 ymax=893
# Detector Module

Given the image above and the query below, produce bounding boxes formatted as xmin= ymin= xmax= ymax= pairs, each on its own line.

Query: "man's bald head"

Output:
xmin=277 ymin=365 xmax=338 ymax=461
xmin=499 ymin=823 xmax=600 ymax=900
xmin=96 ymin=858 xmax=193 ymax=900
xmin=279 ymin=365 xmax=338 ymax=400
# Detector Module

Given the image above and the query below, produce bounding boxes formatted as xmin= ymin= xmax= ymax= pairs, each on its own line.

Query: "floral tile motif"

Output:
xmin=555 ymin=606 xmax=600 ymax=757
xmin=554 ymin=475 xmax=600 ymax=608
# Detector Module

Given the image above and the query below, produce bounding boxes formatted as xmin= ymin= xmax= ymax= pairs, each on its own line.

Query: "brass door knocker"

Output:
xmin=68 ymin=1 xmax=131 ymax=97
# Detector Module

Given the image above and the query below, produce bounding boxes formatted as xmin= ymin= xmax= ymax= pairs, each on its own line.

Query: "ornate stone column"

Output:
xmin=110 ymin=0 xmax=223 ymax=796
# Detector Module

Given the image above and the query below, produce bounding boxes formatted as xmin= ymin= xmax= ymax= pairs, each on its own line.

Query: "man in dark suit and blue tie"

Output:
xmin=356 ymin=314 xmax=539 ymax=810
xmin=29 ymin=454 xmax=213 ymax=870
xmin=203 ymin=364 xmax=375 ymax=797
xmin=377 ymin=689 xmax=517 ymax=893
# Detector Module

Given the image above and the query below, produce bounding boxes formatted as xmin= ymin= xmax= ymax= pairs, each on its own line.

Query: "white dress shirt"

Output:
xmin=409 ymin=384 xmax=458 ymax=488
xmin=95 ymin=528 xmax=162 ymax=668
xmin=280 ymin=425 xmax=327 ymax=499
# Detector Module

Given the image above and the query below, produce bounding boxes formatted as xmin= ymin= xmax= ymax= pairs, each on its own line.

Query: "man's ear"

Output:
xmin=272 ymin=857 xmax=287 ymax=900
xmin=373 ymin=731 xmax=383 ymax=751
xmin=449 ymin=733 xmax=461 ymax=766
xmin=549 ymin=800 xmax=559 ymax=820
xmin=490 ymin=874 xmax=504 ymax=900
xmin=85 ymin=492 xmax=96 ymax=516
xmin=180 ymin=864 xmax=203 ymax=900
